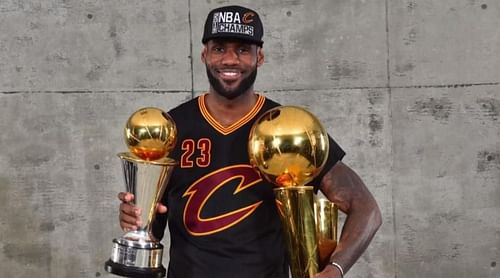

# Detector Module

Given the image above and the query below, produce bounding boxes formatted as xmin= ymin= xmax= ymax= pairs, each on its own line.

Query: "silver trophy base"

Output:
xmin=104 ymin=238 xmax=166 ymax=278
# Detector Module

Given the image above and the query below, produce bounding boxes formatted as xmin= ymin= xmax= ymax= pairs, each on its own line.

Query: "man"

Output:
xmin=118 ymin=5 xmax=381 ymax=278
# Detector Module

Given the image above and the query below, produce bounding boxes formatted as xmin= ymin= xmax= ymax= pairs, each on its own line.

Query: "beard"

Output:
xmin=206 ymin=65 xmax=258 ymax=100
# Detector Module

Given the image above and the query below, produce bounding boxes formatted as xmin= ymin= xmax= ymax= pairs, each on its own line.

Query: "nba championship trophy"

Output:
xmin=248 ymin=106 xmax=338 ymax=278
xmin=105 ymin=107 xmax=177 ymax=278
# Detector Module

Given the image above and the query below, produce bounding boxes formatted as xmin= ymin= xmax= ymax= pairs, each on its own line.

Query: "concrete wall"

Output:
xmin=0 ymin=0 xmax=498 ymax=277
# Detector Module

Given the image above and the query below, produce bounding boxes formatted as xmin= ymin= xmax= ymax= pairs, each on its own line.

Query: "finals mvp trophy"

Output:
xmin=248 ymin=106 xmax=338 ymax=278
xmin=105 ymin=107 xmax=177 ymax=278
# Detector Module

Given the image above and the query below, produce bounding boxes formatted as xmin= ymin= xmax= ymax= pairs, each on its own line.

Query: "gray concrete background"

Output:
xmin=0 ymin=0 xmax=498 ymax=277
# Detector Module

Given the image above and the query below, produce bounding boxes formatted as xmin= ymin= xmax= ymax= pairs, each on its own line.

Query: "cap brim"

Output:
xmin=202 ymin=34 xmax=263 ymax=47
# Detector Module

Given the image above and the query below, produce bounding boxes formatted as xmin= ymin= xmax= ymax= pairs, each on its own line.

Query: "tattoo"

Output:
xmin=320 ymin=161 xmax=365 ymax=213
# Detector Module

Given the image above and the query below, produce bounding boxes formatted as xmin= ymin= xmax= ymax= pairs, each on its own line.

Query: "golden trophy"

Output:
xmin=248 ymin=106 xmax=338 ymax=278
xmin=105 ymin=107 xmax=177 ymax=278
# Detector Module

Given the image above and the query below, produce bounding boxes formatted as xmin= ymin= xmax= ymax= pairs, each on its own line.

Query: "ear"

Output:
xmin=256 ymin=47 xmax=265 ymax=67
xmin=201 ymin=46 xmax=207 ymax=64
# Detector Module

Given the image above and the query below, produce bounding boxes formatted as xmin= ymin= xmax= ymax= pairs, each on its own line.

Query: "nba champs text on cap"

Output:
xmin=202 ymin=5 xmax=264 ymax=46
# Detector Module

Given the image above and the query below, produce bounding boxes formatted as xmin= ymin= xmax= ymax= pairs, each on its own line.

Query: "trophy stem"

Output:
xmin=315 ymin=198 xmax=338 ymax=269
xmin=274 ymin=186 xmax=319 ymax=278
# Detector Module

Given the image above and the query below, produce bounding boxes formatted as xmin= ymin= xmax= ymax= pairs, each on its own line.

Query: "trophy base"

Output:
xmin=105 ymin=238 xmax=166 ymax=277
xmin=105 ymin=259 xmax=166 ymax=278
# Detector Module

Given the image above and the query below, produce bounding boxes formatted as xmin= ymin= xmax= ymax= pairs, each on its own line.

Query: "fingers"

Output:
xmin=117 ymin=192 xmax=167 ymax=231
xmin=118 ymin=192 xmax=134 ymax=203
xmin=119 ymin=202 xmax=143 ymax=231
xmin=118 ymin=192 xmax=142 ymax=231
xmin=157 ymin=203 xmax=168 ymax=214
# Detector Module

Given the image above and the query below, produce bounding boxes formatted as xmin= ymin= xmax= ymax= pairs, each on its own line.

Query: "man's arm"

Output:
xmin=316 ymin=161 xmax=382 ymax=277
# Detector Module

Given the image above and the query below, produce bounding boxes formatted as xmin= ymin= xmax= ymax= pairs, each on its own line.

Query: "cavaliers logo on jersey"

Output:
xmin=182 ymin=165 xmax=263 ymax=236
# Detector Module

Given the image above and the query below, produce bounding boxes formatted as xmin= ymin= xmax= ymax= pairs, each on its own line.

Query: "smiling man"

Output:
xmin=118 ymin=5 xmax=381 ymax=278
xmin=203 ymin=38 xmax=261 ymax=100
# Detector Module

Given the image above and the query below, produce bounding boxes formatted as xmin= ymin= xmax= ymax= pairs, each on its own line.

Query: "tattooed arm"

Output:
xmin=315 ymin=161 xmax=382 ymax=278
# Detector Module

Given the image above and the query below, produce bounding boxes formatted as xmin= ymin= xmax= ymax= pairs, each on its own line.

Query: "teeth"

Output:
xmin=222 ymin=72 xmax=238 ymax=76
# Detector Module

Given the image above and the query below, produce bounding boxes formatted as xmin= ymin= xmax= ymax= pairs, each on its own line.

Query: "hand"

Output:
xmin=314 ymin=264 xmax=343 ymax=278
xmin=117 ymin=192 xmax=168 ymax=231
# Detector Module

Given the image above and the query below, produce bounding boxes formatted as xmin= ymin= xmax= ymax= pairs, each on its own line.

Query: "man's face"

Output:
xmin=202 ymin=39 xmax=264 ymax=100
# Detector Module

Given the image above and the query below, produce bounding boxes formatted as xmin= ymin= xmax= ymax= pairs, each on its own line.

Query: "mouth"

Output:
xmin=217 ymin=69 xmax=242 ymax=82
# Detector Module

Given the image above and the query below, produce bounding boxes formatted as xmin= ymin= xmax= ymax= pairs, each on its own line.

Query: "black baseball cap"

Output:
xmin=202 ymin=5 xmax=264 ymax=47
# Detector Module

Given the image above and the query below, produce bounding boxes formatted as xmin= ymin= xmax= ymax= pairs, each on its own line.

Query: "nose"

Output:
xmin=221 ymin=49 xmax=239 ymax=66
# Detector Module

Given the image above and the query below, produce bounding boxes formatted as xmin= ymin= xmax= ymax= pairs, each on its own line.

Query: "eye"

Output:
xmin=212 ymin=46 xmax=224 ymax=53
xmin=238 ymin=47 xmax=250 ymax=54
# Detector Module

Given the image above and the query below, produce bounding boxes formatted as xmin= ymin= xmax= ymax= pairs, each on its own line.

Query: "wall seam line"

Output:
xmin=1 ymin=81 xmax=499 ymax=95
xmin=385 ymin=0 xmax=398 ymax=277
xmin=188 ymin=0 xmax=195 ymax=99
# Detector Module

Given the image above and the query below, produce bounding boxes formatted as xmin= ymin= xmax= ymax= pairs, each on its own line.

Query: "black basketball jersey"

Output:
xmin=152 ymin=94 xmax=345 ymax=278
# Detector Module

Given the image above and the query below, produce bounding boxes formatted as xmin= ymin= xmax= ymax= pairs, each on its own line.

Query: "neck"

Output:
xmin=204 ymin=88 xmax=258 ymax=127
